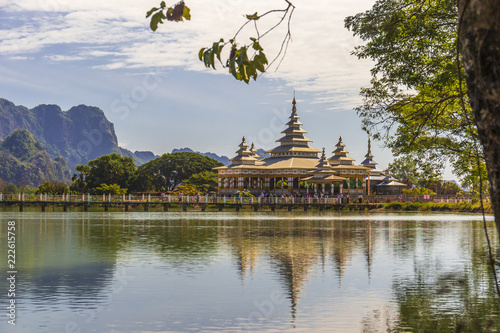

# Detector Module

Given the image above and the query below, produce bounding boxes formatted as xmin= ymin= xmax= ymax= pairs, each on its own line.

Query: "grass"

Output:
xmin=381 ymin=201 xmax=492 ymax=214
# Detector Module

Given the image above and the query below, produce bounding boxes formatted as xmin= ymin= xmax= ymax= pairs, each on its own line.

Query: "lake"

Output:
xmin=0 ymin=211 xmax=499 ymax=332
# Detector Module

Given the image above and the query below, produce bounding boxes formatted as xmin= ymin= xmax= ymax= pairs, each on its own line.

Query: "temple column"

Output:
xmin=265 ymin=177 xmax=270 ymax=192
xmin=288 ymin=176 xmax=293 ymax=193
xmin=340 ymin=183 xmax=343 ymax=194
xmin=238 ymin=177 xmax=244 ymax=191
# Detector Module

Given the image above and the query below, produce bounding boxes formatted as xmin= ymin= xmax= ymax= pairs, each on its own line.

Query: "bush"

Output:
xmin=385 ymin=202 xmax=403 ymax=210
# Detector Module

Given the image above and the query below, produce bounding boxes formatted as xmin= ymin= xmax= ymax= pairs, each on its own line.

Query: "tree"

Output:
xmin=458 ymin=0 xmax=500 ymax=236
xmin=70 ymin=164 xmax=90 ymax=193
xmin=36 ymin=180 xmax=70 ymax=195
xmin=344 ymin=0 xmax=478 ymax=183
xmin=345 ymin=0 xmax=500 ymax=238
xmin=181 ymin=170 xmax=219 ymax=194
xmin=388 ymin=156 xmax=442 ymax=190
xmin=132 ymin=152 xmax=223 ymax=192
xmin=95 ymin=183 xmax=127 ymax=195
xmin=70 ymin=153 xmax=136 ymax=194
xmin=388 ymin=157 xmax=419 ymax=187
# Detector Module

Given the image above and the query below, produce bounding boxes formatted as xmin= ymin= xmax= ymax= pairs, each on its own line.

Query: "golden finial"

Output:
xmin=242 ymin=136 xmax=246 ymax=143
xmin=368 ymin=137 xmax=371 ymax=154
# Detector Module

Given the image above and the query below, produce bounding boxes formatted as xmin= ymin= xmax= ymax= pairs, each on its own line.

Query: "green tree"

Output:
xmin=95 ymin=183 xmax=127 ymax=195
xmin=344 ymin=0 xmax=477 ymax=183
xmin=70 ymin=164 xmax=90 ymax=193
xmin=70 ymin=153 xmax=136 ymax=194
xmin=345 ymin=0 xmax=500 ymax=238
xmin=181 ymin=170 xmax=219 ymax=194
xmin=36 ymin=180 xmax=70 ymax=195
xmin=133 ymin=152 xmax=223 ymax=192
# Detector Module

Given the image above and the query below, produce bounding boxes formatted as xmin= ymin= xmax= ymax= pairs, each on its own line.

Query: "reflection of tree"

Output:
xmin=363 ymin=221 xmax=500 ymax=332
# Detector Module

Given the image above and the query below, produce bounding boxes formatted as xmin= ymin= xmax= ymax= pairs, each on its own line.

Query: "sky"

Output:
xmin=0 ymin=0 xmax=417 ymax=173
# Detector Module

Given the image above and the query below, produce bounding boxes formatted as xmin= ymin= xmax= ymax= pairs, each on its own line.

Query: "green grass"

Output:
xmin=381 ymin=201 xmax=492 ymax=214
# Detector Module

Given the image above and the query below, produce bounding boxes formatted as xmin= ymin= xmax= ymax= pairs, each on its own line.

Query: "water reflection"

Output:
xmin=0 ymin=212 xmax=498 ymax=332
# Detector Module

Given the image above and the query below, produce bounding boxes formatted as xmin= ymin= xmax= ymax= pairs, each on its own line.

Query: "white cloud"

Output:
xmin=0 ymin=0 xmax=376 ymax=103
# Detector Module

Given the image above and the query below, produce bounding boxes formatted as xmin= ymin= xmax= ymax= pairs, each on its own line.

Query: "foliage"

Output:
xmin=132 ymin=152 xmax=223 ymax=192
xmin=146 ymin=1 xmax=191 ymax=32
xmin=1 ymin=128 xmax=44 ymax=160
xmin=36 ymin=180 xmax=70 ymax=195
xmin=176 ymin=184 xmax=197 ymax=196
xmin=95 ymin=183 xmax=127 ymax=195
xmin=70 ymin=164 xmax=90 ymax=193
xmin=181 ymin=171 xmax=218 ymax=194
xmin=70 ymin=153 xmax=136 ymax=194
xmin=238 ymin=189 xmax=254 ymax=197
xmin=0 ymin=129 xmax=72 ymax=186
xmin=402 ymin=187 xmax=436 ymax=195
xmin=148 ymin=1 xmax=295 ymax=83
xmin=0 ymin=178 xmax=18 ymax=194
xmin=345 ymin=0 xmax=484 ymax=186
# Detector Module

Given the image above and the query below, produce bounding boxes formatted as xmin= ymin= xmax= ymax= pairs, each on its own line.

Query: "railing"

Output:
xmin=0 ymin=193 xmax=486 ymax=205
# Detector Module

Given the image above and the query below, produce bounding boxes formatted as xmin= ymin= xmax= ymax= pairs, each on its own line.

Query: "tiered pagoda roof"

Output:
xmin=360 ymin=138 xmax=383 ymax=172
xmin=329 ymin=136 xmax=356 ymax=165
xmin=265 ymin=97 xmax=321 ymax=158
xmin=229 ymin=137 xmax=259 ymax=165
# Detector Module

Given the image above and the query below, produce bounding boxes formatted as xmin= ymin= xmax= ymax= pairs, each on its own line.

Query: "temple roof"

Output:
xmin=263 ymin=157 xmax=320 ymax=169
xmin=229 ymin=137 xmax=259 ymax=165
xmin=329 ymin=136 xmax=356 ymax=165
xmin=266 ymin=96 xmax=321 ymax=157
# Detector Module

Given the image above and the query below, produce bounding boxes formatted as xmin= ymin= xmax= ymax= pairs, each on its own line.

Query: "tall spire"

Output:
xmin=230 ymin=136 xmax=257 ymax=165
xmin=361 ymin=136 xmax=378 ymax=169
xmin=329 ymin=136 xmax=355 ymax=166
xmin=265 ymin=93 xmax=321 ymax=158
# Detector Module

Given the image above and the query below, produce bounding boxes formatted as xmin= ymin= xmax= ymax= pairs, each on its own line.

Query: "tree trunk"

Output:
xmin=458 ymin=0 xmax=500 ymax=239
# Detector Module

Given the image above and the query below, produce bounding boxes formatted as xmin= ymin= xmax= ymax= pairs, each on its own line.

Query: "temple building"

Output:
xmin=361 ymin=139 xmax=407 ymax=195
xmin=215 ymin=96 xmax=405 ymax=195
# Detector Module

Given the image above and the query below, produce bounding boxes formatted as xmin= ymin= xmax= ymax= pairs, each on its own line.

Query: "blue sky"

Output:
xmin=0 ymin=0 xmax=412 ymax=171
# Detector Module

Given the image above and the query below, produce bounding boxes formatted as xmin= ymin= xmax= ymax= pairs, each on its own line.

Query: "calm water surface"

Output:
xmin=0 ymin=211 xmax=499 ymax=332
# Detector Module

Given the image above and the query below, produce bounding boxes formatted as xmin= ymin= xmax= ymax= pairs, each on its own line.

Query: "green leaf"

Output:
xmin=254 ymin=56 xmax=265 ymax=72
xmin=160 ymin=1 xmax=166 ymax=9
xmin=146 ymin=7 xmax=159 ymax=19
xmin=150 ymin=12 xmax=164 ymax=31
xmin=203 ymin=51 xmax=211 ymax=68
xmin=209 ymin=49 xmax=215 ymax=69
xmin=246 ymin=12 xmax=259 ymax=20
xmin=241 ymin=65 xmax=250 ymax=83
xmin=229 ymin=59 xmax=239 ymax=80
xmin=259 ymin=51 xmax=268 ymax=65
xmin=198 ymin=48 xmax=205 ymax=61
xmin=183 ymin=6 xmax=191 ymax=20
xmin=252 ymin=41 xmax=263 ymax=51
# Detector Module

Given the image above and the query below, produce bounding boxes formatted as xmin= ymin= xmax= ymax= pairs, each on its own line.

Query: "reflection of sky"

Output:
xmin=0 ymin=211 xmax=496 ymax=332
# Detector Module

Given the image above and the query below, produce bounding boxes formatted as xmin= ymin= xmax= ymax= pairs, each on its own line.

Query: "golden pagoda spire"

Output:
xmin=368 ymin=137 xmax=371 ymax=154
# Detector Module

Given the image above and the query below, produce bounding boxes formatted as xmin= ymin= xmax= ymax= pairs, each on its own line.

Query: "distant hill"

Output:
xmin=0 ymin=98 xmax=156 ymax=169
xmin=172 ymin=147 xmax=270 ymax=165
xmin=256 ymin=148 xmax=270 ymax=159
xmin=172 ymin=147 xmax=231 ymax=165
xmin=0 ymin=129 xmax=71 ymax=186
